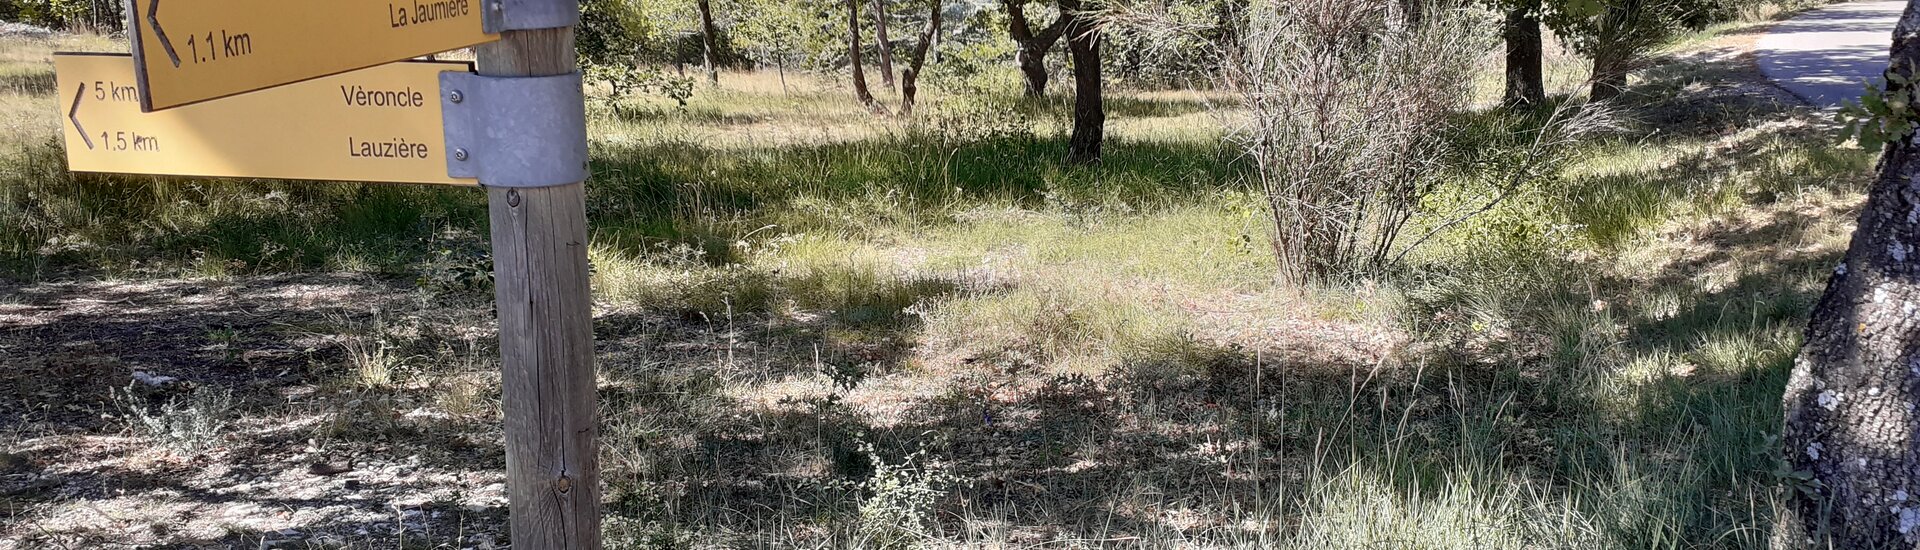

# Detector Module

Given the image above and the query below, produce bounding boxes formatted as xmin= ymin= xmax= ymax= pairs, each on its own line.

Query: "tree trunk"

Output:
xmin=900 ymin=0 xmax=942 ymax=116
xmin=1007 ymin=0 xmax=1067 ymax=98
xmin=1502 ymin=0 xmax=1545 ymax=107
xmin=697 ymin=0 xmax=721 ymax=85
xmin=1589 ymin=51 xmax=1628 ymax=102
xmin=872 ymin=0 xmax=896 ymax=90
xmin=1784 ymin=8 xmax=1920 ymax=546
xmin=930 ymin=23 xmax=942 ymax=63
xmin=848 ymin=0 xmax=881 ymax=111
xmin=1017 ymin=46 xmax=1049 ymax=97
xmin=1061 ymin=0 xmax=1101 ymax=164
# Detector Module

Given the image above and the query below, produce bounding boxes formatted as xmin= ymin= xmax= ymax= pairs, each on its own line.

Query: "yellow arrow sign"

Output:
xmin=130 ymin=0 xmax=497 ymax=111
xmin=58 ymin=54 xmax=477 ymax=186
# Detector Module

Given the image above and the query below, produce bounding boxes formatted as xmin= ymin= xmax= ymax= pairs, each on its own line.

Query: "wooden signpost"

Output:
xmin=58 ymin=54 xmax=474 ymax=185
xmin=57 ymin=0 xmax=600 ymax=546
xmin=128 ymin=0 xmax=497 ymax=110
xmin=475 ymin=28 xmax=602 ymax=548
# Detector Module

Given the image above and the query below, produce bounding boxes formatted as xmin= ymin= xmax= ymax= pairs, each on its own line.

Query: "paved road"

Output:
xmin=1756 ymin=0 xmax=1907 ymax=106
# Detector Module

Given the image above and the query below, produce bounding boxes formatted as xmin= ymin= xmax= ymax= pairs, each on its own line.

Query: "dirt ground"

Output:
xmin=1 ymin=276 xmax=513 ymax=548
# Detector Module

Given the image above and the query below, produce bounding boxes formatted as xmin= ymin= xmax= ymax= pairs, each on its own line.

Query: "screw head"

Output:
xmin=449 ymin=90 xmax=464 ymax=104
xmin=453 ymin=148 xmax=469 ymax=161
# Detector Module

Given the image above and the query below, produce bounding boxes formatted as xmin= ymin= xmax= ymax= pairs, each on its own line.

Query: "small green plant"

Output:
xmin=586 ymin=61 xmax=696 ymax=112
xmin=335 ymin=313 xmax=420 ymax=388
xmin=855 ymin=440 xmax=957 ymax=548
xmin=203 ymin=324 xmax=241 ymax=362
xmin=113 ymin=384 xmax=234 ymax=454
xmin=1838 ymin=60 xmax=1920 ymax=150
xmin=345 ymin=337 xmax=404 ymax=387
xmin=414 ymin=227 xmax=493 ymax=295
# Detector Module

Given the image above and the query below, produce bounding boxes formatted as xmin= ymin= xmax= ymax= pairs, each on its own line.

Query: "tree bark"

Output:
xmin=1784 ymin=7 xmax=1920 ymax=546
xmin=1589 ymin=50 xmax=1629 ymax=102
xmin=848 ymin=0 xmax=881 ymax=111
xmin=872 ymin=0 xmax=897 ymax=90
xmin=1502 ymin=0 xmax=1545 ymax=107
xmin=900 ymin=0 xmax=943 ymax=116
xmin=1061 ymin=0 xmax=1101 ymax=164
xmin=697 ymin=0 xmax=721 ymax=85
xmin=1007 ymin=0 xmax=1068 ymax=97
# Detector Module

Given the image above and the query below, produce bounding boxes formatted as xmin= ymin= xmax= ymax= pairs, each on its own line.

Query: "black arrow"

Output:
xmin=69 ymin=84 xmax=92 ymax=150
xmin=148 ymin=0 xmax=180 ymax=68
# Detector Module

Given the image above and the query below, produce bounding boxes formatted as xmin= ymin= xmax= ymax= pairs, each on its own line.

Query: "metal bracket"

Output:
xmin=482 ymin=0 xmax=580 ymax=33
xmin=440 ymin=71 xmax=590 ymax=188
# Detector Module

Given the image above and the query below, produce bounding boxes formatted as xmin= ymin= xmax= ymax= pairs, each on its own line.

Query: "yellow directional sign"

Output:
xmin=57 ymin=54 xmax=477 ymax=186
xmin=129 ymin=0 xmax=497 ymax=111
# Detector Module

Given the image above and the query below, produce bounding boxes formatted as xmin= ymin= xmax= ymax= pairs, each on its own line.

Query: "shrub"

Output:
xmin=856 ymin=441 xmax=957 ymax=548
xmin=1233 ymin=0 xmax=1491 ymax=284
xmin=113 ymin=384 xmax=234 ymax=455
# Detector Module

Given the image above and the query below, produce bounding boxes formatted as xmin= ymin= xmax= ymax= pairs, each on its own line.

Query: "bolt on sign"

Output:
xmin=129 ymin=0 xmax=497 ymax=111
xmin=57 ymin=54 xmax=476 ymax=185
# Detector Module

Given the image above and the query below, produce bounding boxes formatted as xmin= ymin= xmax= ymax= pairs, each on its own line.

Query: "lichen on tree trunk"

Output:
xmin=1785 ymin=3 xmax=1920 ymax=545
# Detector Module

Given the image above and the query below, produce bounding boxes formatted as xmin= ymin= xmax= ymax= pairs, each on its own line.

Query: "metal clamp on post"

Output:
xmin=483 ymin=0 xmax=580 ymax=33
xmin=440 ymin=71 xmax=589 ymax=188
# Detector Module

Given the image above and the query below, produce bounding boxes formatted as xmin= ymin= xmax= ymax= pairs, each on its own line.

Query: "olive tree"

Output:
xmin=1783 ymin=4 xmax=1920 ymax=544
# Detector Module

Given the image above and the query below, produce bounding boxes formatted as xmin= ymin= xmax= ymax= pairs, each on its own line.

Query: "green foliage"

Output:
xmin=1544 ymin=0 xmax=1696 ymax=61
xmin=1098 ymin=0 xmax=1243 ymax=87
xmin=1838 ymin=61 xmax=1919 ymax=151
xmin=579 ymin=0 xmax=699 ymax=108
xmin=578 ymin=0 xmax=649 ymax=67
xmin=923 ymin=35 xmax=1021 ymax=96
xmin=730 ymin=0 xmax=838 ymax=71
xmin=0 ymin=0 xmax=121 ymax=31
xmin=413 ymin=227 xmax=493 ymax=295
xmin=586 ymin=60 xmax=696 ymax=110
xmin=0 ymin=17 xmax=1884 ymax=548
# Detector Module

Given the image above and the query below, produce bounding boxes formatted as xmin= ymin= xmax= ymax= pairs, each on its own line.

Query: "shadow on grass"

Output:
xmin=3 ymin=117 xmax=1242 ymax=280
xmin=0 ymin=267 xmax=1803 ymax=547
xmin=1010 ymin=91 xmax=1226 ymax=120
xmin=585 ymin=132 xmax=1243 ymax=233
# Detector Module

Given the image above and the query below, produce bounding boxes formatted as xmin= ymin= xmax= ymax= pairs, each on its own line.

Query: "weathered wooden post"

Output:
xmin=471 ymin=6 xmax=601 ymax=550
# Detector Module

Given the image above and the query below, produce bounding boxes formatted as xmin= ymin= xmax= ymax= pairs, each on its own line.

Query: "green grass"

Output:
xmin=0 ymin=6 xmax=1884 ymax=547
